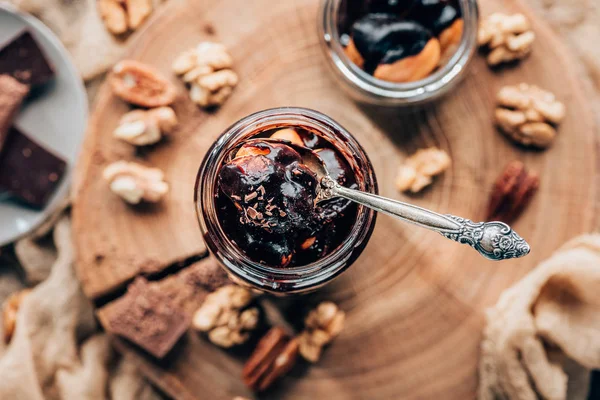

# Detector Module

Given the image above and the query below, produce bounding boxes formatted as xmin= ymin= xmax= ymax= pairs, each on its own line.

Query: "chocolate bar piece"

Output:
xmin=0 ymin=75 xmax=29 ymax=151
xmin=0 ymin=30 xmax=54 ymax=86
xmin=0 ymin=127 xmax=66 ymax=208
xmin=100 ymin=277 xmax=191 ymax=359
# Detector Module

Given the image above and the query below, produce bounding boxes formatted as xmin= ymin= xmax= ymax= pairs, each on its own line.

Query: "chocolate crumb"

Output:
xmin=247 ymin=207 xmax=259 ymax=219
xmin=244 ymin=192 xmax=258 ymax=202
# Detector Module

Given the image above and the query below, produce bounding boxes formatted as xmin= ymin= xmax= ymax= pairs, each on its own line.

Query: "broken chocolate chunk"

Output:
xmin=0 ymin=127 xmax=66 ymax=209
xmin=100 ymin=277 xmax=191 ymax=359
xmin=0 ymin=30 xmax=54 ymax=86
xmin=0 ymin=75 xmax=29 ymax=152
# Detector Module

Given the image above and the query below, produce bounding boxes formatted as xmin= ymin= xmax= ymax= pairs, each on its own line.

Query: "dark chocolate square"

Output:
xmin=0 ymin=30 xmax=54 ymax=86
xmin=0 ymin=127 xmax=66 ymax=209
xmin=101 ymin=277 xmax=191 ymax=359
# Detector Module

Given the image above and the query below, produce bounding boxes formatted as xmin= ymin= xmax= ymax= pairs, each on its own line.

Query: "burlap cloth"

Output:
xmin=0 ymin=0 xmax=598 ymax=399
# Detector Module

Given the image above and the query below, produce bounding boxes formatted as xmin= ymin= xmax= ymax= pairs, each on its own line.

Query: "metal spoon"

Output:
xmin=260 ymin=139 xmax=531 ymax=261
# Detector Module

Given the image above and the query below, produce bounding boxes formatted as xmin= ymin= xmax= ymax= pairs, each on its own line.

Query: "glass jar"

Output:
xmin=318 ymin=0 xmax=479 ymax=106
xmin=195 ymin=108 xmax=378 ymax=294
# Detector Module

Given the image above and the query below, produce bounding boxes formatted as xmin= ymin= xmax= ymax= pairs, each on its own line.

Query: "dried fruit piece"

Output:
xmin=344 ymin=39 xmax=365 ymax=69
xmin=109 ymin=60 xmax=177 ymax=108
xmin=270 ymin=128 xmax=303 ymax=146
xmin=487 ymin=161 xmax=539 ymax=223
xmin=2 ymin=289 xmax=31 ymax=344
xmin=172 ymin=42 xmax=238 ymax=108
xmin=298 ymin=301 xmax=345 ymax=363
xmin=478 ymin=13 xmax=535 ymax=66
xmin=98 ymin=0 xmax=153 ymax=35
xmin=242 ymin=327 xmax=298 ymax=392
xmin=373 ymin=37 xmax=441 ymax=83
xmin=103 ymin=161 xmax=169 ymax=204
xmin=192 ymin=285 xmax=259 ymax=348
xmin=113 ymin=107 xmax=178 ymax=146
xmin=438 ymin=18 xmax=464 ymax=66
xmin=495 ymin=83 xmax=565 ymax=149
xmin=395 ymin=147 xmax=451 ymax=193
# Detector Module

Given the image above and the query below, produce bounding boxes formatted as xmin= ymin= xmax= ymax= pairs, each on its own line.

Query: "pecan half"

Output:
xmin=487 ymin=161 xmax=539 ymax=223
xmin=109 ymin=60 xmax=177 ymax=108
xmin=242 ymin=327 xmax=298 ymax=392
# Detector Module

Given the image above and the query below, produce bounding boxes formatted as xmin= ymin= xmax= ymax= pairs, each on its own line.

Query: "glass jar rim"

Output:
xmin=319 ymin=0 xmax=479 ymax=104
xmin=195 ymin=107 xmax=378 ymax=293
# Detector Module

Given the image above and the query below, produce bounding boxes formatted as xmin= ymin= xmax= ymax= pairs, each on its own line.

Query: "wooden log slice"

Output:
xmin=72 ymin=0 xmax=598 ymax=398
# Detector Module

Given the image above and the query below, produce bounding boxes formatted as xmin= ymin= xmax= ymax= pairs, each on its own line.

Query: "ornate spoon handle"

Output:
xmin=320 ymin=177 xmax=530 ymax=261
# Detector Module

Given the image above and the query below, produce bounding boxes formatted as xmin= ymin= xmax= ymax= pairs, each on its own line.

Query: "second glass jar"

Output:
xmin=319 ymin=0 xmax=479 ymax=105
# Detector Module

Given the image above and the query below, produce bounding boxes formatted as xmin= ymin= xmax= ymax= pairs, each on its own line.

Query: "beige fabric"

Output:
xmin=0 ymin=1 xmax=164 ymax=398
xmin=479 ymin=235 xmax=600 ymax=400
xmin=0 ymin=215 xmax=162 ymax=400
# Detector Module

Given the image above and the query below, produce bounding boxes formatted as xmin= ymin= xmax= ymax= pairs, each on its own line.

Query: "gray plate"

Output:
xmin=0 ymin=4 xmax=88 ymax=246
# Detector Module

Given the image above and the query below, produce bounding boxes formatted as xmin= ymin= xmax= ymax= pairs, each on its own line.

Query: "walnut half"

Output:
xmin=172 ymin=42 xmax=238 ymax=108
xmin=487 ymin=161 xmax=539 ymax=223
xmin=192 ymin=285 xmax=259 ymax=348
xmin=103 ymin=161 xmax=169 ymax=204
xmin=395 ymin=147 xmax=451 ymax=193
xmin=113 ymin=107 xmax=178 ymax=146
xmin=98 ymin=0 xmax=153 ymax=35
xmin=494 ymin=83 xmax=566 ymax=148
xmin=478 ymin=13 xmax=535 ymax=66
xmin=298 ymin=301 xmax=345 ymax=363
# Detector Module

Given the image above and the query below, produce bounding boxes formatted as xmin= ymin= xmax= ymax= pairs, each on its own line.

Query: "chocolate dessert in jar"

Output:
xmin=319 ymin=0 xmax=479 ymax=105
xmin=196 ymin=108 xmax=377 ymax=294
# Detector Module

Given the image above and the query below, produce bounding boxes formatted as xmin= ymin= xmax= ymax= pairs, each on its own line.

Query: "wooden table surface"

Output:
xmin=72 ymin=0 xmax=598 ymax=398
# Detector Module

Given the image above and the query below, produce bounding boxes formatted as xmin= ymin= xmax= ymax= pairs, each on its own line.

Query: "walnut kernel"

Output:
xmin=98 ymin=0 xmax=153 ymax=35
xmin=173 ymin=42 xmax=238 ymax=108
xmin=3 ymin=289 xmax=31 ymax=344
xmin=395 ymin=148 xmax=451 ymax=193
xmin=103 ymin=161 xmax=169 ymax=204
xmin=478 ymin=13 xmax=535 ymax=66
xmin=114 ymin=107 xmax=178 ymax=146
xmin=495 ymin=83 xmax=565 ymax=148
xmin=298 ymin=302 xmax=345 ymax=363
xmin=192 ymin=285 xmax=258 ymax=348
